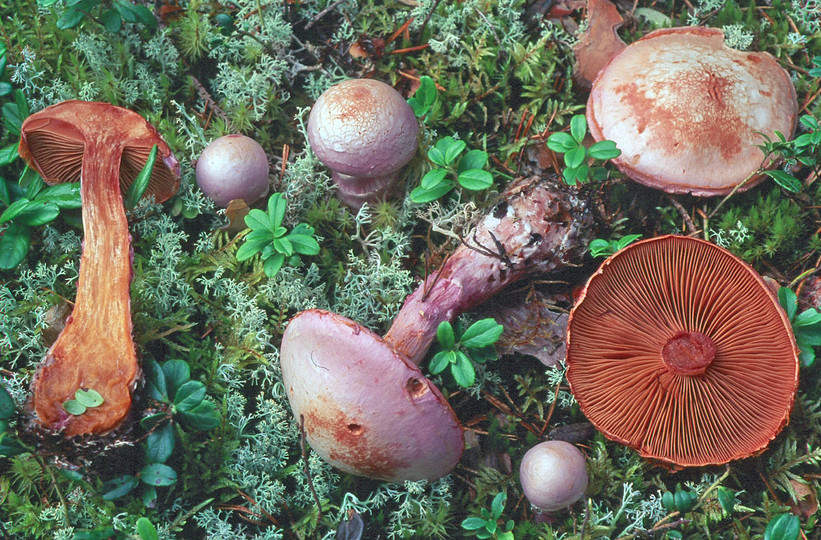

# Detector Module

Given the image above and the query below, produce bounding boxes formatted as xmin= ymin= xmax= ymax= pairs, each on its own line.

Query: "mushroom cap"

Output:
xmin=19 ymin=100 xmax=180 ymax=203
xmin=519 ymin=441 xmax=589 ymax=512
xmin=587 ymin=27 xmax=798 ymax=196
xmin=566 ymin=235 xmax=799 ymax=467
xmin=306 ymin=79 xmax=419 ymax=180
xmin=196 ymin=134 xmax=270 ymax=207
xmin=280 ymin=309 xmax=464 ymax=482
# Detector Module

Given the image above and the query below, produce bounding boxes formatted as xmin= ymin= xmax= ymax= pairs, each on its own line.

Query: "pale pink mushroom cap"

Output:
xmin=196 ymin=134 xmax=270 ymax=208
xmin=519 ymin=441 xmax=589 ymax=512
xmin=587 ymin=27 xmax=798 ymax=196
xmin=307 ymin=79 xmax=419 ymax=208
xmin=280 ymin=309 xmax=464 ymax=482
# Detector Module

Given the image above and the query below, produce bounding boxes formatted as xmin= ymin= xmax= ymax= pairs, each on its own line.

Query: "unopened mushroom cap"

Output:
xmin=519 ymin=441 xmax=588 ymax=512
xmin=587 ymin=27 xmax=798 ymax=196
xmin=566 ymin=235 xmax=799 ymax=467
xmin=307 ymin=79 xmax=419 ymax=180
xmin=19 ymin=100 xmax=180 ymax=203
xmin=280 ymin=309 xmax=464 ymax=482
xmin=196 ymin=134 xmax=270 ymax=207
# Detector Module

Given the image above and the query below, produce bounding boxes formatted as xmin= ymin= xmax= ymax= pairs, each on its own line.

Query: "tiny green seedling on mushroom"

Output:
xmin=62 ymin=388 xmax=104 ymax=416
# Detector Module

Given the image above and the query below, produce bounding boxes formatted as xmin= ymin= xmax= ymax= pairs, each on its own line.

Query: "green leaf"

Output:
xmin=490 ymin=492 xmax=506 ymax=518
xmin=179 ymin=400 xmax=220 ymax=431
xmin=564 ymin=145 xmax=587 ymax=169
xmin=778 ymin=287 xmax=798 ymax=321
xmin=588 ymin=139 xmax=622 ymax=160
xmin=460 ymin=318 xmax=504 ymax=349
xmin=797 ymin=340 xmax=816 ymax=367
xmin=100 ymin=8 xmax=122 ymax=32
xmin=469 ymin=344 xmax=496 ymax=364
xmin=62 ymin=399 xmax=86 ymax=415
xmin=461 ymin=517 xmax=489 ymax=531
xmin=135 ymin=517 xmax=160 ymax=540
xmin=0 ymin=384 xmax=14 ymax=420
xmin=162 ymin=359 xmax=190 ymax=399
xmin=570 ymin=114 xmax=587 ymax=143
xmin=145 ymin=422 xmax=174 ymax=464
xmin=458 ymin=149 xmax=488 ymax=172
xmin=765 ymin=170 xmax=802 ymax=192
xmin=140 ymin=463 xmax=177 ymax=487
xmin=410 ymin=180 xmax=455 ymax=203
xmin=0 ymin=222 xmax=31 ymax=269
xmin=267 ymin=193 xmax=287 ymax=228
xmin=589 ymin=238 xmax=613 ymax=258
xmin=436 ymin=321 xmax=456 ymax=349
xmin=420 ymin=168 xmax=449 ymax=189
xmin=457 ymin=169 xmax=493 ymax=191
xmin=716 ymin=486 xmax=735 ymax=514
xmin=0 ymin=83 xmax=11 ymax=98
xmin=451 ymin=351 xmax=476 ymax=388
xmin=56 ymin=0 xmax=96 ymax=29
xmin=0 ymin=198 xmax=32 ymax=224
xmin=101 ymin=475 xmax=139 ymax=500
xmin=0 ymin=432 xmax=28 ymax=457
xmin=12 ymin=200 xmax=60 ymax=227
xmin=74 ymin=388 xmax=104 ymax=408
xmin=236 ymin=234 xmax=270 ymax=261
xmin=263 ymin=252 xmax=285 ymax=277
xmin=429 ymin=350 xmax=451 ymax=375
xmin=173 ymin=380 xmax=206 ymax=412
xmin=546 ymin=132 xmax=578 ymax=153
xmin=273 ymin=236 xmax=294 ymax=257
xmin=793 ymin=308 xmax=821 ymax=327
xmin=674 ymin=489 xmax=696 ymax=513
xmin=35 ymin=183 xmax=81 ymax=209
xmin=442 ymin=138 xmax=466 ymax=164
xmin=124 ymin=144 xmax=157 ymax=209
xmin=143 ymin=359 xmax=168 ymax=402
xmin=428 ymin=145 xmax=448 ymax=167
xmin=0 ymin=142 xmax=18 ymax=166
xmin=244 ymin=208 xmax=273 ymax=232
xmin=288 ymin=228 xmax=320 ymax=255
xmin=764 ymin=513 xmax=800 ymax=540
xmin=408 ymin=75 xmax=437 ymax=118
xmin=142 ymin=485 xmax=157 ymax=508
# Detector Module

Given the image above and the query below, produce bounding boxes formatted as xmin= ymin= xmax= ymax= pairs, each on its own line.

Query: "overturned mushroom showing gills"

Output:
xmin=307 ymin=78 xmax=418 ymax=209
xmin=280 ymin=176 xmax=591 ymax=481
xmin=566 ymin=235 xmax=799 ymax=467
xmin=587 ymin=27 xmax=798 ymax=195
xmin=19 ymin=100 xmax=180 ymax=436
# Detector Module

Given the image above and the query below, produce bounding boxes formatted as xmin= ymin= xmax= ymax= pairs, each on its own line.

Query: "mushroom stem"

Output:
xmin=384 ymin=177 xmax=591 ymax=365
xmin=34 ymin=141 xmax=137 ymax=435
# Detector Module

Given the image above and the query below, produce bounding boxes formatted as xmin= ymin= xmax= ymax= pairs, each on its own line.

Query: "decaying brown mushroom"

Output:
xmin=19 ymin=100 xmax=180 ymax=436
xmin=587 ymin=26 xmax=798 ymax=196
xmin=566 ymin=235 xmax=799 ymax=467
xmin=280 ymin=176 xmax=591 ymax=481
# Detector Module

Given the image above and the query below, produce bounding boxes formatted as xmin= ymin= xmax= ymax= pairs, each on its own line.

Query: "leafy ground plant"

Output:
xmin=235 ymin=192 xmax=320 ymax=278
xmin=461 ymin=492 xmax=515 ymax=540
xmin=778 ymin=287 xmax=821 ymax=366
xmin=429 ymin=318 xmax=503 ymax=388
xmin=410 ymin=136 xmax=494 ymax=203
xmin=546 ymin=114 xmax=621 ymax=185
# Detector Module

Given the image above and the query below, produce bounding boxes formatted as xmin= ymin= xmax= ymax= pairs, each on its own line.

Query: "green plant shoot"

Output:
xmin=777 ymin=287 xmax=821 ymax=366
xmin=429 ymin=318 xmax=503 ymax=388
xmin=461 ymin=492 xmax=514 ymax=540
xmin=410 ymin=136 xmax=494 ymax=203
xmin=589 ymin=234 xmax=642 ymax=258
xmin=235 ymin=192 xmax=320 ymax=278
xmin=546 ymin=114 xmax=621 ymax=185
xmin=407 ymin=75 xmax=437 ymax=119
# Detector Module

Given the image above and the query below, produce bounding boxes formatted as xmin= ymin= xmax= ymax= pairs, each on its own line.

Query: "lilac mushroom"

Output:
xmin=196 ymin=134 xmax=270 ymax=207
xmin=306 ymin=79 xmax=419 ymax=209
xmin=280 ymin=176 xmax=591 ymax=482
xmin=519 ymin=441 xmax=589 ymax=513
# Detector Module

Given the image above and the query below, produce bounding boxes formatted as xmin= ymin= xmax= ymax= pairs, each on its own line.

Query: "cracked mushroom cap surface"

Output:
xmin=280 ymin=309 xmax=464 ymax=482
xmin=587 ymin=27 xmax=797 ymax=196
xmin=566 ymin=235 xmax=799 ymax=467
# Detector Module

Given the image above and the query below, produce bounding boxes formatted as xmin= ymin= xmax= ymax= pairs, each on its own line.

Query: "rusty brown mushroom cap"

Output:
xmin=280 ymin=309 xmax=464 ymax=482
xmin=19 ymin=100 xmax=180 ymax=435
xmin=566 ymin=235 xmax=799 ymax=467
xmin=587 ymin=27 xmax=798 ymax=196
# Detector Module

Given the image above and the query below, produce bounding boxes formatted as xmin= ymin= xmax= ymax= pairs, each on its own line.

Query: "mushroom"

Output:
xmin=280 ymin=176 xmax=591 ymax=481
xmin=587 ymin=27 xmax=798 ymax=196
xmin=306 ymin=79 xmax=418 ymax=209
xmin=519 ymin=441 xmax=588 ymax=513
xmin=565 ymin=235 xmax=799 ymax=467
xmin=18 ymin=100 xmax=180 ymax=436
xmin=196 ymin=134 xmax=270 ymax=208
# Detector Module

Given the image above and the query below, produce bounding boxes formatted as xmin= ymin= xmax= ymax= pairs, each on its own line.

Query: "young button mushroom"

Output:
xmin=587 ymin=27 xmax=798 ymax=196
xmin=566 ymin=235 xmax=799 ymax=467
xmin=19 ymin=100 xmax=180 ymax=436
xmin=519 ymin=441 xmax=589 ymax=513
xmin=306 ymin=78 xmax=418 ymax=209
xmin=196 ymin=134 xmax=270 ymax=208
xmin=280 ymin=176 xmax=592 ymax=482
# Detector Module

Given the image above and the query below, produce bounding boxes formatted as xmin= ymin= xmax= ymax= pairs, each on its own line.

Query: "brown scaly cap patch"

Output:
xmin=566 ymin=235 xmax=799 ymax=468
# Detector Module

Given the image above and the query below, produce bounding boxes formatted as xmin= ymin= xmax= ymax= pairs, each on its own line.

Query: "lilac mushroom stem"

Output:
xmin=384 ymin=176 xmax=591 ymax=366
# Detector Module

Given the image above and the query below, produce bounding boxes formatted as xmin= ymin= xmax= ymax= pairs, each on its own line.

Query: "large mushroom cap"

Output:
xmin=280 ymin=309 xmax=464 ymax=482
xmin=307 ymin=79 xmax=418 ymax=180
xmin=587 ymin=27 xmax=798 ymax=196
xmin=19 ymin=100 xmax=180 ymax=203
xmin=566 ymin=235 xmax=799 ymax=467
